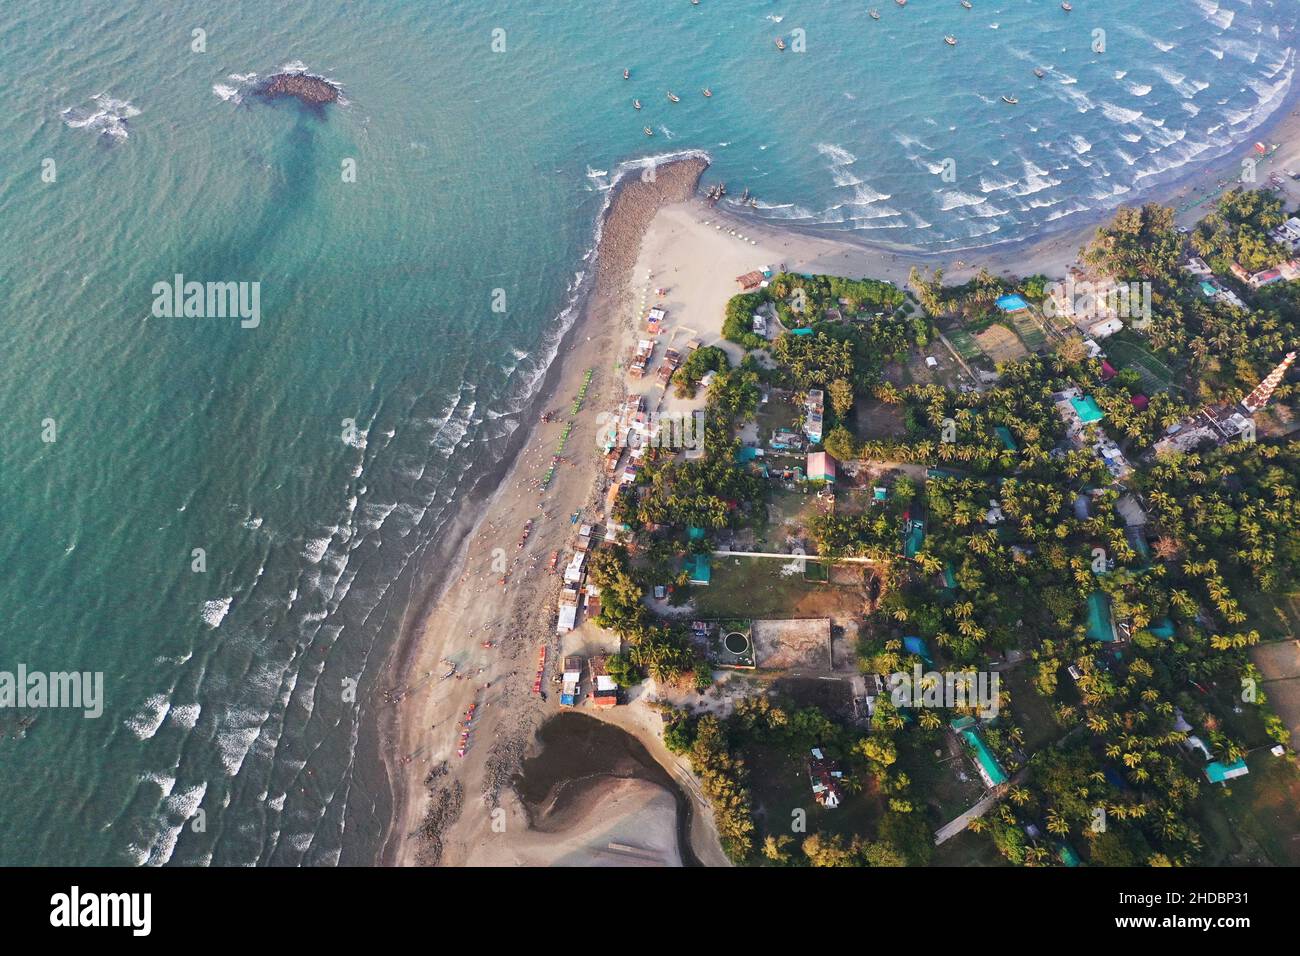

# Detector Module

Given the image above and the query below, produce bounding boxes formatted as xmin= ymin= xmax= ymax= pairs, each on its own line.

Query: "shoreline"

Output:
xmin=701 ymin=76 xmax=1300 ymax=285
xmin=378 ymin=156 xmax=712 ymax=867
xmin=376 ymin=84 xmax=1300 ymax=867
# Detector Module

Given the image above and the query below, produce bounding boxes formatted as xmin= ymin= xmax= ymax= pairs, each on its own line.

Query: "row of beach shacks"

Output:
xmin=556 ymin=523 xmax=599 ymax=634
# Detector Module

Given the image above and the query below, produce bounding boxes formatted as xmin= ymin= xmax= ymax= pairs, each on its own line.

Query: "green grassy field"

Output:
xmin=1241 ymin=591 xmax=1300 ymax=640
xmin=1105 ymin=337 xmax=1178 ymax=394
xmin=691 ymin=555 xmax=853 ymax=620
xmin=743 ymin=739 xmax=886 ymax=856
xmin=1009 ymin=311 xmax=1048 ymax=353
xmin=946 ymin=328 xmax=983 ymax=363
xmin=1001 ymin=666 xmax=1061 ymax=754
xmin=931 ymin=827 xmax=1009 ymax=866
xmin=896 ymin=732 xmax=984 ymax=831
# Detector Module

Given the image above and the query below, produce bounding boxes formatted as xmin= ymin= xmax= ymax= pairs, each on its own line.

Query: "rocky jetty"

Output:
xmin=256 ymin=72 xmax=340 ymax=106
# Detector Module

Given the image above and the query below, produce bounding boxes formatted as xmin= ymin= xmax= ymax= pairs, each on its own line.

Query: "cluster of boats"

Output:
xmin=630 ymin=0 xmax=1072 ymax=131
xmin=868 ymin=0 xmax=1068 ymax=10
xmin=624 ymin=68 xmax=712 ymax=136
xmin=868 ymin=0 xmax=969 ymax=14
xmin=857 ymin=0 xmax=1064 ymax=100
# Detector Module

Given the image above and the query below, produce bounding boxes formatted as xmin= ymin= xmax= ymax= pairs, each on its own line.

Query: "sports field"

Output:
xmin=1105 ymin=338 xmax=1178 ymax=393
xmin=947 ymin=328 xmax=983 ymax=363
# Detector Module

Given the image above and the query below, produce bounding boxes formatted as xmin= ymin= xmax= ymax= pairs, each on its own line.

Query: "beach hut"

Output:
xmin=590 ymin=656 xmax=619 ymax=708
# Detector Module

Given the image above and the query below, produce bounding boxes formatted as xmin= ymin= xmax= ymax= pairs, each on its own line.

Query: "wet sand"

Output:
xmin=514 ymin=713 xmax=699 ymax=866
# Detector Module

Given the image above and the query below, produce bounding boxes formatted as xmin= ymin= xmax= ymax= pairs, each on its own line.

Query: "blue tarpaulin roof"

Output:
xmin=903 ymin=635 xmax=932 ymax=663
xmin=1149 ymin=617 xmax=1175 ymax=639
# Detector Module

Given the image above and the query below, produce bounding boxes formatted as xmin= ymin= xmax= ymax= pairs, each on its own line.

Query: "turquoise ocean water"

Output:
xmin=0 ymin=0 xmax=1295 ymax=865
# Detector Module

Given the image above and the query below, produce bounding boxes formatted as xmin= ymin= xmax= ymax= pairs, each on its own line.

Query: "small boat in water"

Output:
xmin=944 ymin=35 xmax=957 ymax=46
xmin=1002 ymin=95 xmax=1019 ymax=104
xmin=623 ymin=68 xmax=630 ymax=79
xmin=666 ymin=90 xmax=680 ymax=102
xmin=896 ymin=0 xmax=907 ymax=6
xmin=1034 ymin=68 xmax=1045 ymax=78
xmin=1061 ymin=1 xmax=1072 ymax=9
xmin=961 ymin=0 xmax=973 ymax=8
xmin=633 ymin=99 xmax=642 ymax=109
xmin=644 ymin=126 xmax=654 ymax=136
xmin=702 ymin=87 xmax=712 ymax=97
xmin=870 ymin=8 xmax=880 ymax=19
xmin=775 ymin=37 xmax=786 ymax=50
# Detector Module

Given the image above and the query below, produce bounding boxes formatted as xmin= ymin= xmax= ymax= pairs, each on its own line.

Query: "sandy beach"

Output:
xmin=378 ymin=88 xmax=1300 ymax=868
xmin=379 ymin=157 xmax=728 ymax=868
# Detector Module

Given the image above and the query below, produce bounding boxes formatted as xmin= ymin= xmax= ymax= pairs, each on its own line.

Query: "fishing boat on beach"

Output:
xmin=667 ymin=90 xmax=680 ymax=102
xmin=944 ymin=35 xmax=957 ymax=46
xmin=1002 ymin=95 xmax=1019 ymax=104
xmin=774 ymin=37 xmax=786 ymax=50
xmin=633 ymin=98 xmax=642 ymax=109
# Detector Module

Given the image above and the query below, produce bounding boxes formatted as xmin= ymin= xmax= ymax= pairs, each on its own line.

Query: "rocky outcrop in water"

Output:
xmin=256 ymin=72 xmax=340 ymax=105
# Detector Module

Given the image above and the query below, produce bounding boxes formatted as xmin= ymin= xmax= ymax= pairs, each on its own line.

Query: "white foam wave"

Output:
xmin=61 ymin=93 xmax=140 ymax=141
xmin=201 ymin=596 xmax=233 ymax=628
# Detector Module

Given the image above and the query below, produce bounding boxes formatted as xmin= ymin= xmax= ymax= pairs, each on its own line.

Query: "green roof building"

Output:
xmin=1205 ymin=759 xmax=1249 ymax=784
xmin=1086 ymin=591 xmax=1117 ymax=642
xmin=1070 ymin=395 xmax=1105 ymax=424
